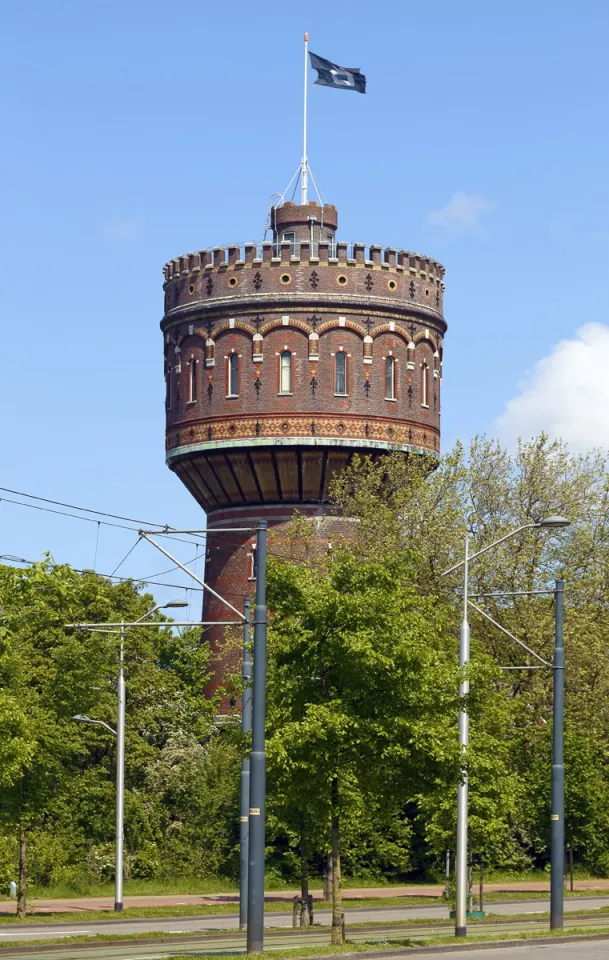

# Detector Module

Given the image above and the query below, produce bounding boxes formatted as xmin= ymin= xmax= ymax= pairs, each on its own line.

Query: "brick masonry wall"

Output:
xmin=202 ymin=504 xmax=358 ymax=703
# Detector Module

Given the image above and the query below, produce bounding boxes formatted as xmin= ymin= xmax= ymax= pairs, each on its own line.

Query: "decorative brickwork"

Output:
xmin=160 ymin=200 xmax=447 ymax=701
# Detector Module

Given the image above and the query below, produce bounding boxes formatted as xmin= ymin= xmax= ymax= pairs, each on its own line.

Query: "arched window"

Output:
xmin=249 ymin=543 xmax=257 ymax=580
xmin=165 ymin=362 xmax=172 ymax=410
xmin=283 ymin=231 xmax=296 ymax=256
xmin=228 ymin=353 xmax=239 ymax=397
xmin=188 ymin=357 xmax=197 ymax=403
xmin=279 ymin=350 xmax=292 ymax=394
xmin=334 ymin=351 xmax=347 ymax=395
xmin=385 ymin=356 xmax=396 ymax=400
xmin=421 ymin=362 xmax=429 ymax=408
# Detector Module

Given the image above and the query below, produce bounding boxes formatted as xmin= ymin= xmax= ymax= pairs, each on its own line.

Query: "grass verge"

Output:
xmin=1 ymin=926 xmax=609 ymax=955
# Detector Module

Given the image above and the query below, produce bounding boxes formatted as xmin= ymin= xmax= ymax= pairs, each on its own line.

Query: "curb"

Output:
xmin=1 ymin=930 xmax=609 ymax=957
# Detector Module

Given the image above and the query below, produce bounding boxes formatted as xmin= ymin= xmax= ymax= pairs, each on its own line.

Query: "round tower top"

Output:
xmin=272 ymin=200 xmax=338 ymax=243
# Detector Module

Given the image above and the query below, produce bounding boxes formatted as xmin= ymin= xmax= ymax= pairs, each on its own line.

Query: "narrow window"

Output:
xmin=188 ymin=358 xmax=197 ymax=402
xmin=283 ymin=231 xmax=296 ymax=256
xmin=228 ymin=353 xmax=239 ymax=396
xmin=335 ymin=351 xmax=347 ymax=395
xmin=165 ymin=363 xmax=171 ymax=410
xmin=327 ymin=234 xmax=336 ymax=258
xmin=249 ymin=544 xmax=257 ymax=580
xmin=280 ymin=350 xmax=292 ymax=394
xmin=421 ymin=362 xmax=429 ymax=407
xmin=385 ymin=356 xmax=395 ymax=400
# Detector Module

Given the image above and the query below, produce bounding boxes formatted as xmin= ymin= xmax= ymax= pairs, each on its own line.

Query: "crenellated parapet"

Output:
xmin=161 ymin=241 xmax=446 ymax=321
xmin=163 ymin=242 xmax=445 ymax=281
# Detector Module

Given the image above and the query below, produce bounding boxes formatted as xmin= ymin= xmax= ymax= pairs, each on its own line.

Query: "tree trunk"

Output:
xmin=323 ymin=852 xmax=332 ymax=902
xmin=17 ymin=832 xmax=27 ymax=919
xmin=300 ymin=835 xmax=310 ymax=926
xmin=330 ymin=777 xmax=343 ymax=945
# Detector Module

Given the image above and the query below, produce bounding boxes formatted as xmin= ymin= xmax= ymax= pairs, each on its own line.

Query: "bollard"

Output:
xmin=292 ymin=896 xmax=300 ymax=929
xmin=341 ymin=911 xmax=346 ymax=944
xmin=308 ymin=894 xmax=314 ymax=925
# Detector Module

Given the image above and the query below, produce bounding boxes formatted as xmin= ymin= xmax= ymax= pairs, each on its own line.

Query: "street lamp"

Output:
xmin=441 ymin=517 xmax=570 ymax=938
xmin=69 ymin=598 xmax=188 ymax=912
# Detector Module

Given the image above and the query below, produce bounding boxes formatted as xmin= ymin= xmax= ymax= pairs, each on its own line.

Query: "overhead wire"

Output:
xmin=0 ymin=486 xmax=179 ymax=529
xmin=0 ymin=491 xmax=206 ymax=547
xmin=0 ymin=554 xmax=204 ymax=592
xmin=106 ymin=537 xmax=143 ymax=581
xmin=138 ymin=550 xmax=207 ymax=582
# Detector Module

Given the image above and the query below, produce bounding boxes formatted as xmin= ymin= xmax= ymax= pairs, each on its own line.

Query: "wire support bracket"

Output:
xmin=139 ymin=531 xmax=247 ymax=621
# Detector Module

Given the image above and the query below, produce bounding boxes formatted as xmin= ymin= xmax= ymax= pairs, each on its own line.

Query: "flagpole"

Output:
xmin=301 ymin=32 xmax=308 ymax=206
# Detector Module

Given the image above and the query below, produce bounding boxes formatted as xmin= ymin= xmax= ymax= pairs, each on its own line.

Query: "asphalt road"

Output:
xmin=1 ymin=897 xmax=609 ymax=943
xmin=0 ymin=897 xmax=609 ymax=946
xmin=398 ymin=942 xmax=609 ymax=959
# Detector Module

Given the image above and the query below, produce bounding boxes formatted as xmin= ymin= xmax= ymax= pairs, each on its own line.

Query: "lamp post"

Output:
xmin=70 ymin=598 xmax=188 ymax=913
xmin=442 ymin=517 xmax=570 ymax=938
xmin=240 ymin=597 xmax=252 ymax=930
xmin=551 ymin=579 xmax=565 ymax=930
xmin=247 ymin=520 xmax=268 ymax=954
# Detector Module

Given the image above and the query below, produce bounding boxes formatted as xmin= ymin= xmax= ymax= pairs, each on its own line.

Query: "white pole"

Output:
xmin=455 ymin=535 xmax=470 ymax=936
xmin=115 ymin=624 xmax=125 ymax=912
xmin=301 ymin=32 xmax=308 ymax=206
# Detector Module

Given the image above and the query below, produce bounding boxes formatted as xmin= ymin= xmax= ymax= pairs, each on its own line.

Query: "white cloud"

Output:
xmin=102 ymin=214 xmax=144 ymax=241
xmin=426 ymin=192 xmax=491 ymax=232
xmin=493 ymin=322 xmax=609 ymax=452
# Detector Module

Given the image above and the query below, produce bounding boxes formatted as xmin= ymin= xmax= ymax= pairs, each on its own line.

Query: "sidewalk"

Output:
xmin=1 ymin=879 xmax=608 ymax=914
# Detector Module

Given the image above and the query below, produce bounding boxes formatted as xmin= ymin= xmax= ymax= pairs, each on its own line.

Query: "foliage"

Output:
xmin=0 ymin=559 xmax=240 ymax=903
xmin=331 ymin=435 xmax=609 ymax=874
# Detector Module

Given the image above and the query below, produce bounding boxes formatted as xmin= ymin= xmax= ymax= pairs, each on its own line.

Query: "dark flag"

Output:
xmin=309 ymin=52 xmax=366 ymax=93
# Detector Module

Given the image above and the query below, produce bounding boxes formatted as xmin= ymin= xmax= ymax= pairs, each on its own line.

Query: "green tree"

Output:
xmin=0 ymin=559 xmax=216 ymax=913
xmin=265 ymin=547 xmax=460 ymax=942
xmin=332 ymin=435 xmax=609 ymax=875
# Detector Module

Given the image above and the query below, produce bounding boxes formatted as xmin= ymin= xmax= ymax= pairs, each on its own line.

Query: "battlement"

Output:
xmin=162 ymin=242 xmax=446 ymax=284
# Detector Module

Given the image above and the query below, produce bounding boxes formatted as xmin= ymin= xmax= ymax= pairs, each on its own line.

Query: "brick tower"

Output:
xmin=161 ymin=199 xmax=446 ymax=699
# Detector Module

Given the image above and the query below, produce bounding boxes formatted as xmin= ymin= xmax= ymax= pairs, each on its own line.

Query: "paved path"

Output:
xmin=1 ymin=897 xmax=609 ymax=943
xmin=3 ymin=880 xmax=609 ymax=914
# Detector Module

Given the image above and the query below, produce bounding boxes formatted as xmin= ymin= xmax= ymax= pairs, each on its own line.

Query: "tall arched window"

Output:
xmin=334 ymin=351 xmax=347 ymax=395
xmin=279 ymin=350 xmax=292 ymax=394
xmin=385 ymin=356 xmax=396 ymax=400
xmin=188 ymin=357 xmax=197 ymax=402
xmin=165 ymin=362 xmax=172 ymax=410
xmin=421 ymin=362 xmax=429 ymax=408
xmin=228 ymin=353 xmax=239 ymax=397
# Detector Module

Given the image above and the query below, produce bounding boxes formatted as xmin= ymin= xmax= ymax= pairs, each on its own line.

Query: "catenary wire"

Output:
xmin=0 ymin=496 xmax=201 ymax=546
xmin=0 ymin=486 xmax=179 ymax=529
xmin=0 ymin=555 xmax=204 ymax=592
xmin=107 ymin=537 xmax=142 ymax=580
xmin=138 ymin=549 xmax=207 ymax=582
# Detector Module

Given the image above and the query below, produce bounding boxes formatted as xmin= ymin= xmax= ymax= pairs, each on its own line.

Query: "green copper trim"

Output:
xmin=166 ymin=435 xmax=438 ymax=464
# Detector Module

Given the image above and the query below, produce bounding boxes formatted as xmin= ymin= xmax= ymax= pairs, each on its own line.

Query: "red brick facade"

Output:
xmin=160 ymin=200 xmax=447 ymax=701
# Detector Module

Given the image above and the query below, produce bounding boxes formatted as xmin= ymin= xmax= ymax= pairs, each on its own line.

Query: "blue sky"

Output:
xmin=1 ymin=0 xmax=608 ymax=604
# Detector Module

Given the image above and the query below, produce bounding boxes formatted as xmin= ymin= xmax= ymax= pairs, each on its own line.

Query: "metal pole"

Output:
xmin=455 ymin=535 xmax=470 ymax=937
xmin=115 ymin=624 xmax=125 ymax=912
xmin=240 ymin=598 xmax=252 ymax=931
xmin=550 ymin=579 xmax=565 ymax=929
xmin=302 ymin=33 xmax=309 ymax=205
xmin=247 ymin=520 xmax=268 ymax=953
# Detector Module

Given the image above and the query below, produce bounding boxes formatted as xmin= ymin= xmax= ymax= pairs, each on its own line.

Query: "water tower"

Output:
xmin=161 ymin=198 xmax=446 ymax=698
